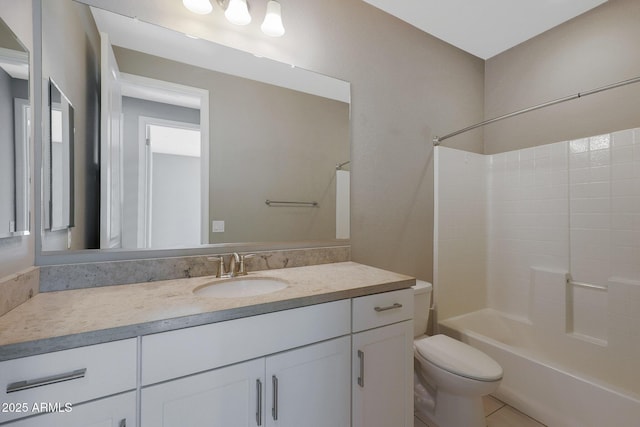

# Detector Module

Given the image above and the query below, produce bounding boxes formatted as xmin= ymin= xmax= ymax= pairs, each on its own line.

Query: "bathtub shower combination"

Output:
xmin=434 ymin=127 xmax=640 ymax=427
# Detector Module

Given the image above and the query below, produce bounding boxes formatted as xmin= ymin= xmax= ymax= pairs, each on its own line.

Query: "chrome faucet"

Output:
xmin=208 ymin=253 xmax=255 ymax=278
xmin=207 ymin=256 xmax=226 ymax=277
xmin=237 ymin=253 xmax=255 ymax=276
xmin=228 ymin=253 xmax=240 ymax=277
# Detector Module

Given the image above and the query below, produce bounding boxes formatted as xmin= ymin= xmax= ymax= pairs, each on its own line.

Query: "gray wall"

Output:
xmin=484 ymin=0 xmax=640 ymax=154
xmin=115 ymin=47 xmax=350 ymax=245
xmin=41 ymin=0 xmax=100 ymax=250
xmin=83 ymin=0 xmax=485 ymax=282
xmin=0 ymin=0 xmax=32 ymax=279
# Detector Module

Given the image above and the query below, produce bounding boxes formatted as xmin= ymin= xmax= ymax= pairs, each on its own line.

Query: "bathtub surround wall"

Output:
xmin=488 ymin=142 xmax=570 ymax=320
xmin=39 ymin=245 xmax=350 ymax=292
xmin=435 ymin=128 xmax=640 ymax=424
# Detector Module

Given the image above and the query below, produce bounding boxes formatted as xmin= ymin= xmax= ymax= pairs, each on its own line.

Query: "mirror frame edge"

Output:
xmin=33 ymin=0 xmax=46 ymax=264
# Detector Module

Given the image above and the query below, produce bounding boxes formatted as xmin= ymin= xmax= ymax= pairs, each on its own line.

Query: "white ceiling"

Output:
xmin=362 ymin=0 xmax=608 ymax=59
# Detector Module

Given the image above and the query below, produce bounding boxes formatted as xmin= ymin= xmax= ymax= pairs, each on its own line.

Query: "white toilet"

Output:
xmin=412 ymin=280 xmax=503 ymax=427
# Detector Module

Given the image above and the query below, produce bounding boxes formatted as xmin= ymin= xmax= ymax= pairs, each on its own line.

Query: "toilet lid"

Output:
xmin=414 ymin=334 xmax=503 ymax=382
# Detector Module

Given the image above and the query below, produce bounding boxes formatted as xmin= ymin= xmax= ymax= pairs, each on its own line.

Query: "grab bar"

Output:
xmin=265 ymin=200 xmax=318 ymax=207
xmin=565 ymin=274 xmax=607 ymax=291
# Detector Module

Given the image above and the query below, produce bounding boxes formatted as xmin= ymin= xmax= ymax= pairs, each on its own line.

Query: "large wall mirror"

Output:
xmin=0 ymin=15 xmax=30 ymax=239
xmin=39 ymin=0 xmax=351 ymax=256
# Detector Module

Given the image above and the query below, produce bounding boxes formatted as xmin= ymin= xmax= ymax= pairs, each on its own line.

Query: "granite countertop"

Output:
xmin=0 ymin=262 xmax=414 ymax=361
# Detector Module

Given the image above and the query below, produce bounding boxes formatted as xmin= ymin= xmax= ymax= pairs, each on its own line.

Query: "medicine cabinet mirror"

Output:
xmin=0 ymin=15 xmax=30 ymax=239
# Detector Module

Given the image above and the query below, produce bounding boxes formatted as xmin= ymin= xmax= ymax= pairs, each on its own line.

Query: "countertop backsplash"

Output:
xmin=0 ymin=267 xmax=39 ymax=316
xmin=38 ymin=246 xmax=350 ymax=292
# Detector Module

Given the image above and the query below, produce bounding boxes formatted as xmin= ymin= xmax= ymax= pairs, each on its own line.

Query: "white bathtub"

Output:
xmin=439 ymin=309 xmax=640 ymax=427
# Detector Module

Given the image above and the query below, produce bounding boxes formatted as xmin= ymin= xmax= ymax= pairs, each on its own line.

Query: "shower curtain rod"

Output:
xmin=336 ymin=160 xmax=351 ymax=170
xmin=433 ymin=75 xmax=640 ymax=146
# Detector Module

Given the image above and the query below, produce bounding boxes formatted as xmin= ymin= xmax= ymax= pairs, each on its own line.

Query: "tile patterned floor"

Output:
xmin=415 ymin=395 xmax=547 ymax=427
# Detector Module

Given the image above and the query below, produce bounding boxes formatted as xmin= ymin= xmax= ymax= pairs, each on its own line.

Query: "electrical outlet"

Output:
xmin=212 ymin=220 xmax=225 ymax=233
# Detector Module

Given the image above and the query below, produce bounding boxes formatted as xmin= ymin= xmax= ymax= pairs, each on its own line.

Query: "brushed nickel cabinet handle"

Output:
xmin=374 ymin=303 xmax=403 ymax=312
xmin=256 ymin=379 xmax=263 ymax=426
xmin=272 ymin=375 xmax=279 ymax=421
xmin=357 ymin=350 xmax=365 ymax=387
xmin=6 ymin=368 xmax=87 ymax=393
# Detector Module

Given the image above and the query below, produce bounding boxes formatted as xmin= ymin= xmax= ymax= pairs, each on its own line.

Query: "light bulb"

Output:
xmin=183 ymin=0 xmax=213 ymax=14
xmin=225 ymin=0 xmax=252 ymax=25
xmin=261 ymin=0 xmax=285 ymax=37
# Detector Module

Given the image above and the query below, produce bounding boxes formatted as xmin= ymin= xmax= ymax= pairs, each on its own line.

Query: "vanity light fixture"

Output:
xmin=183 ymin=0 xmax=213 ymax=15
xmin=224 ymin=0 xmax=252 ymax=25
xmin=184 ymin=0 xmax=285 ymax=37
xmin=261 ymin=0 xmax=285 ymax=37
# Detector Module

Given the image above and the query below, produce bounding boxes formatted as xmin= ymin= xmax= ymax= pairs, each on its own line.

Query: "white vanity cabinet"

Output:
xmin=0 ymin=339 xmax=137 ymax=426
xmin=140 ymin=300 xmax=351 ymax=427
xmin=264 ymin=336 xmax=350 ymax=427
xmin=141 ymin=358 xmax=264 ymax=426
xmin=351 ymin=289 xmax=414 ymax=427
xmin=142 ymin=336 xmax=350 ymax=427
xmin=0 ymin=285 xmax=415 ymax=427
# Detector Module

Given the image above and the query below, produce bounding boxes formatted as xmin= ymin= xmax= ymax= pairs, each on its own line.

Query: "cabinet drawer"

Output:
xmin=4 ymin=391 xmax=137 ymax=427
xmin=141 ymin=300 xmax=351 ymax=385
xmin=0 ymin=339 xmax=137 ymax=424
xmin=352 ymin=289 xmax=413 ymax=332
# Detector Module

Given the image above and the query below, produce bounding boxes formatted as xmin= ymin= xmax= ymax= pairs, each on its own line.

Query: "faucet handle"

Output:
xmin=238 ymin=254 xmax=256 ymax=276
xmin=207 ymin=256 xmax=226 ymax=278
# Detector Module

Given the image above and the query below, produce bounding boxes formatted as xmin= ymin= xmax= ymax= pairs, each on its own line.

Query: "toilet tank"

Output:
xmin=412 ymin=280 xmax=432 ymax=338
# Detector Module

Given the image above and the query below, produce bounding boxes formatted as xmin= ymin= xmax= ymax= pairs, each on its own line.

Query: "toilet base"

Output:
xmin=415 ymin=388 xmax=485 ymax=427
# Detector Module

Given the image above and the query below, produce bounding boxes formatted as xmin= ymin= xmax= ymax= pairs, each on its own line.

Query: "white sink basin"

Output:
xmin=194 ymin=277 xmax=288 ymax=298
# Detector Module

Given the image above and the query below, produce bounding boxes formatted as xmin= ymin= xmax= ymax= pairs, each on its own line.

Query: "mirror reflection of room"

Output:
xmin=40 ymin=0 xmax=351 ymax=252
xmin=0 ymin=16 xmax=29 ymax=239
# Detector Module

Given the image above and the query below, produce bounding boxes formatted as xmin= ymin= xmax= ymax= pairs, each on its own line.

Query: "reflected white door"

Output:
xmin=144 ymin=121 xmax=201 ymax=248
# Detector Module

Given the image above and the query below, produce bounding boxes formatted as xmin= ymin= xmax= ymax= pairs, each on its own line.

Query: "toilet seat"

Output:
xmin=414 ymin=334 xmax=503 ymax=382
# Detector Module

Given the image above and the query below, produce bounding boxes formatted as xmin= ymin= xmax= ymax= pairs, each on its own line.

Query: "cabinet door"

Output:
xmin=5 ymin=392 xmax=135 ymax=427
xmin=141 ymin=358 xmax=264 ymax=427
xmin=352 ymin=320 xmax=413 ymax=427
xmin=265 ymin=336 xmax=350 ymax=427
